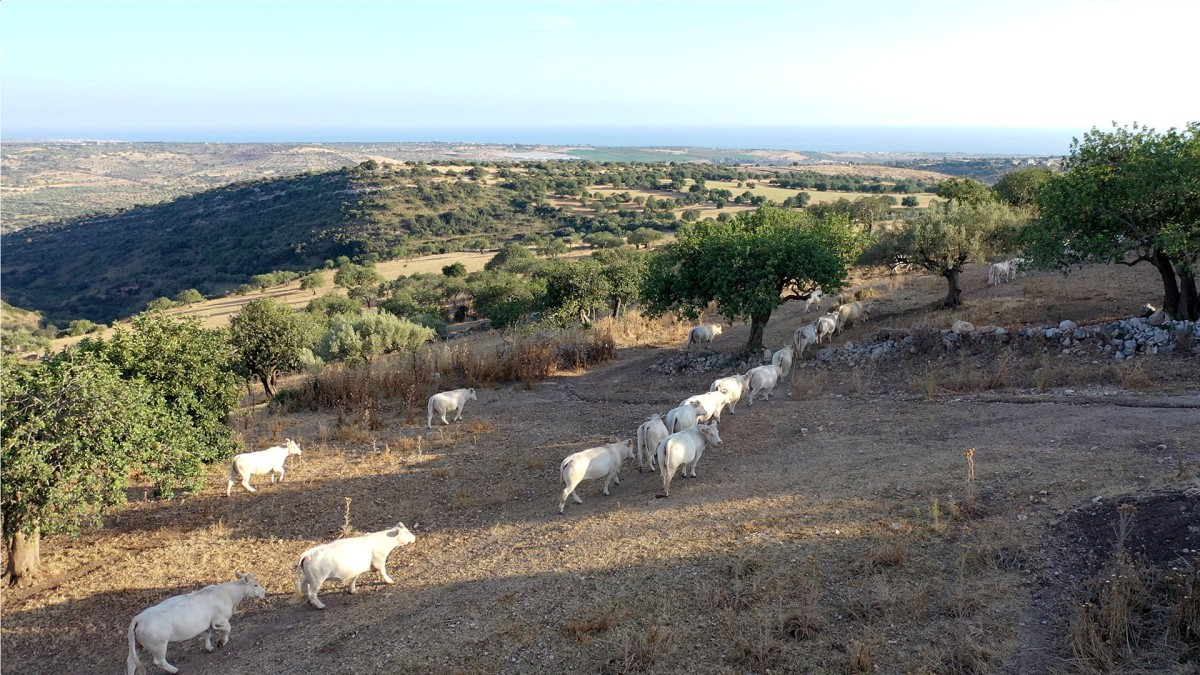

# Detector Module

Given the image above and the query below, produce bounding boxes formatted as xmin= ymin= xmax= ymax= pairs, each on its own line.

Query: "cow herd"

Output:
xmin=126 ymin=293 xmax=873 ymax=674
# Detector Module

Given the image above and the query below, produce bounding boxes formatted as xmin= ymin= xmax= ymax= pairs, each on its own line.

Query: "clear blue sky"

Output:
xmin=2 ymin=0 xmax=1197 ymax=143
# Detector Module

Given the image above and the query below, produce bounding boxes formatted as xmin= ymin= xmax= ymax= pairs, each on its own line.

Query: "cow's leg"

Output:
xmin=453 ymin=406 xmax=463 ymax=422
xmin=347 ymin=574 xmax=362 ymax=594
xmin=203 ymin=628 xmax=215 ymax=652
xmin=440 ymin=412 xmax=450 ymax=425
xmin=375 ymin=560 xmax=395 ymax=585
xmin=242 ymin=476 xmax=256 ymax=493
xmin=147 ymin=641 xmax=178 ymax=675
xmin=307 ymin=578 xmax=326 ymax=609
xmin=213 ymin=619 xmax=232 ymax=647
xmin=225 ymin=480 xmax=235 ymax=497
xmin=603 ymin=473 xmax=614 ymax=496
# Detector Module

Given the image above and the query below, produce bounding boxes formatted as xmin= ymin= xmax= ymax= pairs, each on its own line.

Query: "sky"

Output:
xmin=2 ymin=0 xmax=1198 ymax=149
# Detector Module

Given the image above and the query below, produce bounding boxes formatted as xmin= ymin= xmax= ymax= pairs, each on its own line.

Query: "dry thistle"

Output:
xmin=341 ymin=497 xmax=354 ymax=538
xmin=1114 ymin=503 xmax=1136 ymax=553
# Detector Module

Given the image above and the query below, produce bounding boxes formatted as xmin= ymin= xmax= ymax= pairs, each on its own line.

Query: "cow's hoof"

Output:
xmin=655 ymin=493 xmax=669 ymax=499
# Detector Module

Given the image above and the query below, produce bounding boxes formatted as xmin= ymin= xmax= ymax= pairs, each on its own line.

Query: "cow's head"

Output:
xmin=700 ymin=423 xmax=723 ymax=447
xmin=388 ymin=522 xmax=417 ymax=546
xmin=285 ymin=439 xmax=302 ymax=456
xmin=466 ymin=388 xmax=477 ymax=401
xmin=236 ymin=571 xmax=268 ymax=599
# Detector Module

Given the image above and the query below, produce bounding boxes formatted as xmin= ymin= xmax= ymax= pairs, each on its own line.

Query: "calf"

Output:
xmin=656 ymin=423 xmax=723 ymax=498
xmin=815 ymin=313 xmax=838 ymax=343
xmin=294 ymin=523 xmax=416 ymax=609
xmin=709 ymin=373 xmax=750 ymax=413
xmin=226 ymin=439 xmax=301 ymax=496
xmin=686 ymin=324 xmax=723 ymax=351
xmin=127 ymin=572 xmax=266 ymax=675
xmin=427 ymin=388 xmax=477 ymax=428
xmin=558 ymin=440 xmax=636 ymax=514
xmin=834 ymin=301 xmax=866 ymax=332
xmin=745 ymin=364 xmax=783 ymax=405
xmin=636 ymin=414 xmax=669 ymax=472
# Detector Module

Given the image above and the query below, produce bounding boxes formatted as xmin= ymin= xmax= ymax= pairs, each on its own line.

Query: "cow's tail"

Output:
xmin=636 ymin=423 xmax=647 ymax=470
xmin=291 ymin=556 xmax=308 ymax=605
xmin=658 ymin=438 xmax=671 ymax=496
xmin=126 ymin=618 xmax=141 ymax=675
xmin=228 ymin=459 xmax=240 ymax=485
xmin=559 ymin=458 xmax=572 ymax=486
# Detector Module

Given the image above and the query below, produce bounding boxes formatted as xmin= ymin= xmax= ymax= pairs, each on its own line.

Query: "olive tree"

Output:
xmin=642 ymin=208 xmax=866 ymax=354
xmin=872 ymin=200 xmax=1030 ymax=307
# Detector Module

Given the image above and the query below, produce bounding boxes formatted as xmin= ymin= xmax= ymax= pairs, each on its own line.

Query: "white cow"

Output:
xmin=709 ymin=373 xmax=750 ymax=413
xmin=680 ymin=390 xmax=731 ymax=424
xmin=558 ymin=439 xmax=636 ymax=514
xmin=127 ymin=572 xmax=266 ymax=675
xmin=1006 ymin=257 xmax=1026 ymax=281
xmin=636 ymin=414 xmax=670 ymax=472
xmin=793 ymin=323 xmax=818 ymax=357
xmin=988 ymin=261 xmax=1011 ymax=286
xmin=745 ymin=364 xmax=783 ymax=405
xmin=657 ymin=423 xmax=723 ymax=498
xmin=770 ymin=345 xmax=794 ymax=379
xmin=226 ymin=439 xmax=301 ymax=496
xmin=686 ymin=324 xmax=723 ymax=351
xmin=427 ymin=388 xmax=477 ymax=428
xmin=801 ymin=287 xmax=824 ymax=313
xmin=835 ymin=301 xmax=866 ymax=332
xmin=664 ymin=400 xmax=704 ymax=433
xmin=294 ymin=522 xmax=416 ymax=610
xmin=815 ymin=313 xmax=838 ymax=343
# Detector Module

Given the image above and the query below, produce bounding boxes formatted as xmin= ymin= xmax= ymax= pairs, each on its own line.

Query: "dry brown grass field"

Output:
xmin=5 ymin=262 xmax=1199 ymax=674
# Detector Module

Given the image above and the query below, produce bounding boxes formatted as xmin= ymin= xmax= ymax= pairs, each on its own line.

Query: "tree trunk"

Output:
xmin=258 ymin=370 xmax=276 ymax=398
xmin=941 ymin=268 xmax=963 ymax=308
xmin=1178 ymin=267 xmax=1198 ymax=321
xmin=4 ymin=527 xmax=41 ymax=588
xmin=1152 ymin=249 xmax=1183 ymax=318
xmin=743 ymin=311 xmax=770 ymax=356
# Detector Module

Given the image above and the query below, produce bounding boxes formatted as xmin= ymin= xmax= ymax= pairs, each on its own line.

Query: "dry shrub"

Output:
xmin=790 ymin=370 xmax=826 ymax=398
xmin=595 ymin=309 xmax=688 ymax=347
xmin=1167 ymin=569 xmax=1200 ymax=645
xmin=287 ymin=326 xmax=617 ymax=412
xmin=1070 ymin=553 xmax=1153 ymax=671
xmin=848 ymin=641 xmax=873 ymax=673
xmin=600 ymin=625 xmax=667 ymax=675
xmin=562 ymin=606 xmax=618 ymax=642
xmin=733 ymin=614 xmax=784 ymax=671
xmin=848 ymin=367 xmax=873 ymax=395
xmin=864 ymin=538 xmax=910 ymax=570
xmin=1115 ymin=358 xmax=1154 ymax=389
xmin=854 ymin=288 xmax=879 ymax=302
xmin=934 ymin=626 xmax=996 ymax=674
xmin=779 ymin=607 xmax=828 ymax=641
xmin=939 ymin=350 xmax=1015 ymax=392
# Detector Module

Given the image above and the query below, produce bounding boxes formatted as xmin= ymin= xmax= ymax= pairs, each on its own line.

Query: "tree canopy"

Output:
xmin=229 ymin=298 xmax=317 ymax=396
xmin=1026 ymin=122 xmax=1199 ymax=319
xmin=869 ymin=200 xmax=1029 ymax=307
xmin=642 ymin=208 xmax=866 ymax=354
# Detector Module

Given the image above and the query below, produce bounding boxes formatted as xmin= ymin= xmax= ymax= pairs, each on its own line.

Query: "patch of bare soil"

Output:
xmin=3 ymin=262 xmax=1199 ymax=674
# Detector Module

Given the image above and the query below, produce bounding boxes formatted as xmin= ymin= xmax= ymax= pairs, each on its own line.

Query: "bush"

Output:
xmin=65 ymin=319 xmax=101 ymax=337
xmin=316 ymin=309 xmax=436 ymax=364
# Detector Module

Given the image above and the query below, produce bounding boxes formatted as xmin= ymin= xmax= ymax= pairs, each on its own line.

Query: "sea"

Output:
xmin=9 ymin=125 xmax=1089 ymax=156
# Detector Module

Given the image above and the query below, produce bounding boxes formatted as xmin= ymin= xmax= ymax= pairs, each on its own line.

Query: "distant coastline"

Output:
xmin=3 ymin=124 xmax=1086 ymax=156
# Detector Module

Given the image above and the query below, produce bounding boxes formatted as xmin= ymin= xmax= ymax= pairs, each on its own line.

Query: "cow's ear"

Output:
xmin=236 ymin=570 xmax=246 ymax=579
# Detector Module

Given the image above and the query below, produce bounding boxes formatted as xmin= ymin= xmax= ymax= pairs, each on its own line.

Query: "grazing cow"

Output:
xmin=793 ymin=323 xmax=818 ymax=357
xmin=680 ymin=390 xmax=732 ymax=424
xmin=656 ymin=423 xmax=723 ymax=498
xmin=226 ymin=439 xmax=301 ymax=496
xmin=558 ymin=440 xmax=636 ymax=514
xmin=664 ymin=400 xmax=704 ymax=433
xmin=636 ymin=414 xmax=670 ymax=472
xmin=127 ymin=572 xmax=266 ymax=675
xmin=686 ymin=324 xmax=723 ymax=351
xmin=709 ymin=373 xmax=750 ymax=413
xmin=988 ymin=261 xmax=1011 ymax=286
xmin=745 ymin=364 xmax=783 ymax=405
xmin=835 ymin=301 xmax=866 ymax=332
xmin=1006 ymin=257 xmax=1026 ymax=281
xmin=815 ymin=314 xmax=838 ymax=343
xmin=427 ymin=388 xmax=477 ymax=428
xmin=294 ymin=523 xmax=416 ymax=610
xmin=800 ymin=287 xmax=824 ymax=313
xmin=770 ymin=345 xmax=794 ymax=379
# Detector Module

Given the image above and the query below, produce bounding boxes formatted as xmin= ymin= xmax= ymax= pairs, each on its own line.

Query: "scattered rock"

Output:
xmin=1147 ymin=310 xmax=1167 ymax=326
xmin=951 ymin=319 xmax=975 ymax=335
